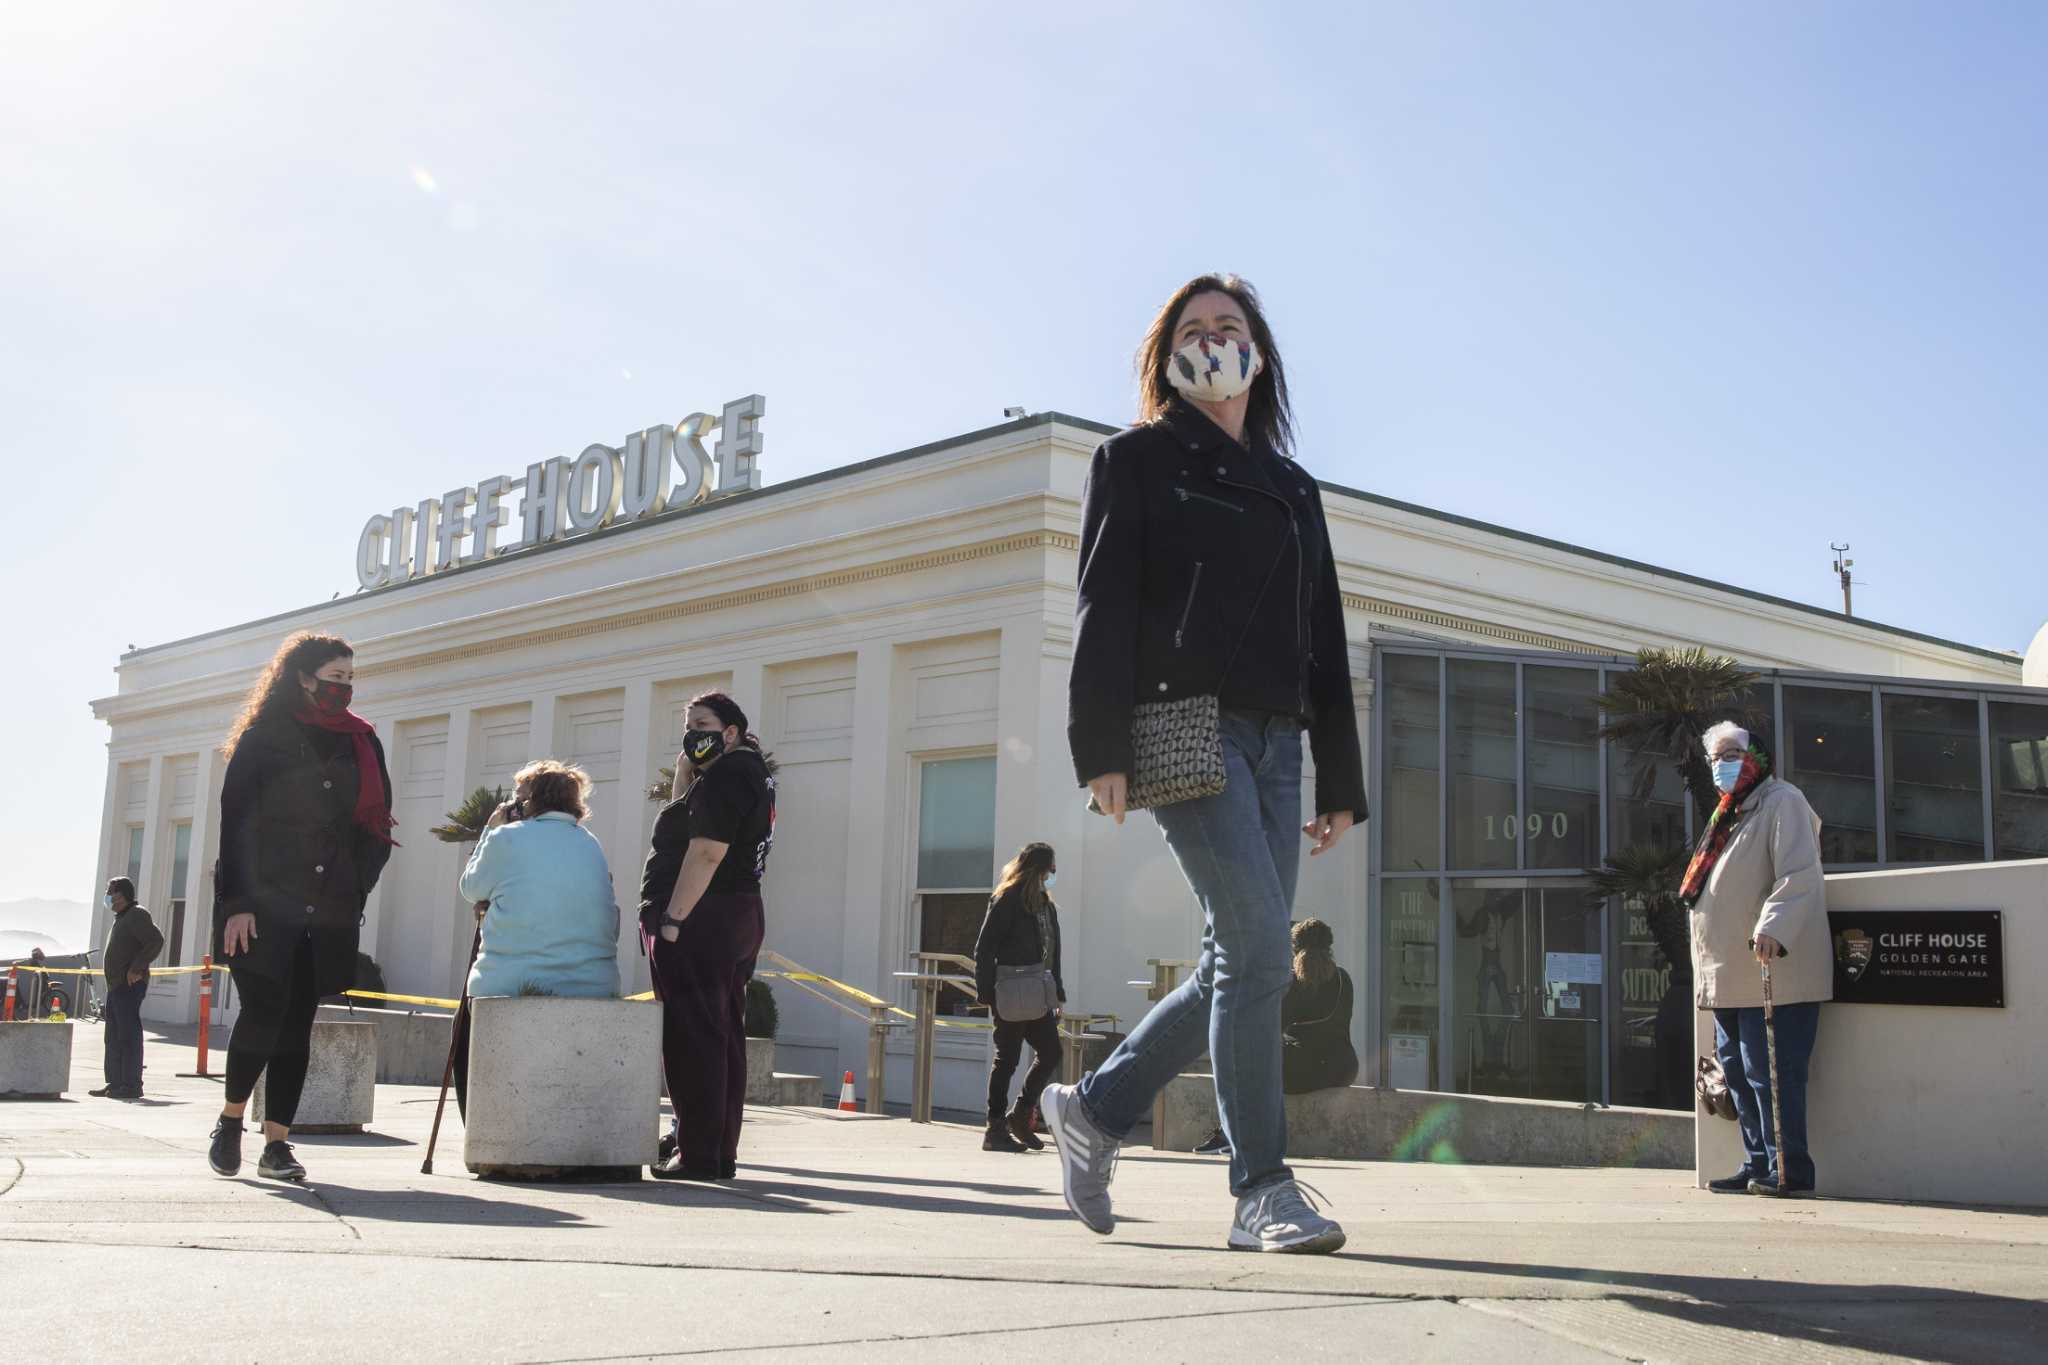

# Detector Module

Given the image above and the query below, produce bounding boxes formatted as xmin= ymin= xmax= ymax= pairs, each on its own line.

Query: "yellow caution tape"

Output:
xmin=339 ymin=989 xmax=462 ymax=1010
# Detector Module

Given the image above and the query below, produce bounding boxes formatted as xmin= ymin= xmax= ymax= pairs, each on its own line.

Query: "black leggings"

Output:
xmin=987 ymin=1012 xmax=1061 ymax=1125
xmin=224 ymin=934 xmax=321 ymax=1126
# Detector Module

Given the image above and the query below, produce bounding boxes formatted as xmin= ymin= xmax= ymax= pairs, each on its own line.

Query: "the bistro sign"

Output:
xmin=355 ymin=394 xmax=766 ymax=588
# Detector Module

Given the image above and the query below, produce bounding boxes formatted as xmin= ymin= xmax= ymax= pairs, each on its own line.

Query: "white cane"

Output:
xmin=1759 ymin=949 xmax=1787 ymax=1193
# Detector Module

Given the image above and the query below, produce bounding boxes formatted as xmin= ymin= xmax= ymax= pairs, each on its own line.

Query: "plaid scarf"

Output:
xmin=1678 ymin=744 xmax=1771 ymax=907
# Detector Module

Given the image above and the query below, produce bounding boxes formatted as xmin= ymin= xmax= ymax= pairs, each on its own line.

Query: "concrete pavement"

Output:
xmin=2 ymin=1021 xmax=2043 ymax=1362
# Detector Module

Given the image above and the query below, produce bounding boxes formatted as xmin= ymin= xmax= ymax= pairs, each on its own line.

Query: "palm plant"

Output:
xmin=428 ymin=785 xmax=508 ymax=844
xmin=1596 ymin=647 xmax=1765 ymax=822
xmin=647 ymin=767 xmax=679 ymax=804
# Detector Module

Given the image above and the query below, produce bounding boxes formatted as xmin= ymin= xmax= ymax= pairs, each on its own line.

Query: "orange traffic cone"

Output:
xmin=837 ymin=1071 xmax=858 ymax=1112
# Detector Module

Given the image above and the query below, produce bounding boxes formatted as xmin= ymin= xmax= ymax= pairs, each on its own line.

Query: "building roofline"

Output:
xmin=119 ymin=408 xmax=2012 ymax=668
xmin=1322 ymin=480 xmax=2017 ymax=666
xmin=121 ymin=410 xmax=1119 ymax=661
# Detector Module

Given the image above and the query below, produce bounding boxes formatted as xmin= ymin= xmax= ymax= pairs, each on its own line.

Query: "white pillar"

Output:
xmin=174 ymin=743 xmax=222 ymax=1021
xmin=133 ymin=754 xmax=166 ymax=922
xmin=526 ymin=693 xmax=557 ymax=763
xmin=432 ymin=706 xmax=477 ymax=997
xmin=726 ymin=660 xmax=766 ymax=726
xmin=614 ymin=678 xmax=655 ymax=996
xmin=89 ymin=755 xmax=122 ymax=962
xmin=838 ymin=642 xmax=895 ymax=1078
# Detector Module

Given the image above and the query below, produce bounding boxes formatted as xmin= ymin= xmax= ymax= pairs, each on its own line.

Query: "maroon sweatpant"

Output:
xmin=652 ymin=892 xmax=765 ymax=1175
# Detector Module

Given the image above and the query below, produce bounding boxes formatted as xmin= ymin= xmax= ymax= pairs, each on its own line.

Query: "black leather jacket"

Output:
xmin=1067 ymin=402 xmax=1368 ymax=820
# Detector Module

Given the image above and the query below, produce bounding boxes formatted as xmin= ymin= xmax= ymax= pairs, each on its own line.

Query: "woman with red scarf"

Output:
xmin=208 ymin=632 xmax=396 ymax=1182
xmin=1686 ymin=722 xmax=1830 ymax=1198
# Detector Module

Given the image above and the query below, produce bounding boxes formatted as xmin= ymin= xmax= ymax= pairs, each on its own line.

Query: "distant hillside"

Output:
xmin=0 ymin=899 xmax=93 ymax=954
xmin=1 ymin=929 xmax=65 ymax=963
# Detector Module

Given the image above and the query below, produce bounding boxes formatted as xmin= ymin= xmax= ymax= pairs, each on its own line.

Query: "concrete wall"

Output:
xmin=1697 ymin=858 xmax=2048 ymax=1206
xmin=1161 ymin=1072 xmax=1692 ymax=1168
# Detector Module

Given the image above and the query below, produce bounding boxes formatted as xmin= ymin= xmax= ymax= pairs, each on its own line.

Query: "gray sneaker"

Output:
xmin=1039 ymin=1082 xmax=1117 ymax=1234
xmin=1229 ymin=1179 xmax=1345 ymax=1254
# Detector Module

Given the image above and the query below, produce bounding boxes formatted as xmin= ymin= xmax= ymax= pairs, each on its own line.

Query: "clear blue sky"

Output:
xmin=3 ymin=2 xmax=2042 ymax=902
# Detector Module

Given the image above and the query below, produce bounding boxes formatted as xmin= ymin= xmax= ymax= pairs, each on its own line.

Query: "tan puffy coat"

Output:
xmin=1689 ymin=777 xmax=1833 ymax=1009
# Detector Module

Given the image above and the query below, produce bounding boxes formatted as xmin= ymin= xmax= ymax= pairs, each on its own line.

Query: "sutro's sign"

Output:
xmin=355 ymin=394 xmax=766 ymax=588
xmin=1828 ymin=908 xmax=2004 ymax=1008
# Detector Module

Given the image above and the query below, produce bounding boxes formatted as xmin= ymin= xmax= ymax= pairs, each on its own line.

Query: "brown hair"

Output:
xmin=1292 ymin=917 xmax=1337 ymax=986
xmin=993 ymin=841 xmax=1055 ymax=909
xmin=1134 ymin=273 xmax=1296 ymax=456
xmin=515 ymin=759 xmax=591 ymax=820
xmin=223 ymin=632 xmax=354 ymax=759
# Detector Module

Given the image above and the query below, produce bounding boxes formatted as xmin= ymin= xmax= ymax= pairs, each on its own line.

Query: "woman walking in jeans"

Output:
xmin=1043 ymin=273 xmax=1367 ymax=1254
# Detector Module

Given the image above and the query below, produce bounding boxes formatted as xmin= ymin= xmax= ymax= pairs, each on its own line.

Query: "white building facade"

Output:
xmin=90 ymin=410 xmax=2037 ymax=1115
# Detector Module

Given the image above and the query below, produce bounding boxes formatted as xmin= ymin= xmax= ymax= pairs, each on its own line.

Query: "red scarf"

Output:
xmin=295 ymin=705 xmax=399 ymax=845
xmin=1678 ymin=746 xmax=1769 ymax=906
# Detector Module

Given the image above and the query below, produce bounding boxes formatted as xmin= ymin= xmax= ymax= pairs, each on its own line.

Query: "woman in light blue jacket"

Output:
xmin=450 ymin=759 xmax=620 ymax=1114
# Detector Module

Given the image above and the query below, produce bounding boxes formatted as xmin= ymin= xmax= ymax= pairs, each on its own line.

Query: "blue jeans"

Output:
xmin=1078 ymin=708 xmax=1301 ymax=1197
xmin=1714 ymin=1003 xmax=1822 ymax=1189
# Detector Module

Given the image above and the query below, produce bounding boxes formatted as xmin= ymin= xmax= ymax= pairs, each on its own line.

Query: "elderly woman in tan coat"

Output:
xmin=1686 ymin=721 xmax=1830 ymax=1197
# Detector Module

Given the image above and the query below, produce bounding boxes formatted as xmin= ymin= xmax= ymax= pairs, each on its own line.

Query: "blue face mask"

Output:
xmin=1044 ymin=872 xmax=1058 ymax=890
xmin=103 ymin=894 xmax=113 ymax=910
xmin=1712 ymin=758 xmax=1746 ymax=793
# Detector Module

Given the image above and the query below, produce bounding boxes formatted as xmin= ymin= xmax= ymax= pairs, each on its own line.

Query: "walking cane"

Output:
xmin=1759 ymin=944 xmax=1788 ymax=1195
xmin=421 ymin=912 xmax=485 ymax=1176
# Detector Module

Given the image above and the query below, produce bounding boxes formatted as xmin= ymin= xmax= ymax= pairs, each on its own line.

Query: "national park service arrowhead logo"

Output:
xmin=1835 ymin=928 xmax=1875 ymax=983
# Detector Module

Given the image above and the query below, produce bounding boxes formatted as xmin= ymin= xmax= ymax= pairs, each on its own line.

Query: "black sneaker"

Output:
xmin=657 ymin=1128 xmax=679 ymax=1168
xmin=982 ymin=1123 xmax=1026 ymax=1153
xmin=1747 ymin=1177 xmax=1815 ymax=1198
xmin=258 ymin=1140 xmax=307 ymax=1182
xmin=1194 ymin=1127 xmax=1232 ymax=1156
xmin=1707 ymin=1171 xmax=1761 ymax=1193
xmin=208 ymin=1117 xmax=244 ymax=1177
xmin=649 ymin=1154 xmax=722 ymax=1182
xmin=90 ymin=1085 xmax=116 ymax=1098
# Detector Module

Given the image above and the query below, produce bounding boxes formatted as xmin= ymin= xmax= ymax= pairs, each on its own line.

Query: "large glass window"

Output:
xmin=1883 ymin=694 xmax=1985 ymax=863
xmin=166 ymin=822 xmax=192 ymax=968
xmin=1382 ymin=654 xmax=1441 ymax=875
xmin=1608 ymin=715 xmax=1687 ymax=857
xmin=1448 ymin=660 xmax=1518 ymax=870
xmin=1380 ymin=877 xmax=1439 ymax=1090
xmin=1524 ymin=667 xmax=1601 ymax=870
xmin=1991 ymin=701 xmax=2048 ymax=861
xmin=124 ymin=826 xmax=143 ymax=891
xmin=1609 ymin=883 xmax=1689 ymax=1110
xmin=1449 ymin=880 xmax=1602 ymax=1103
xmin=914 ymin=756 xmax=997 ymax=1016
xmin=1782 ymin=686 xmax=1878 ymax=863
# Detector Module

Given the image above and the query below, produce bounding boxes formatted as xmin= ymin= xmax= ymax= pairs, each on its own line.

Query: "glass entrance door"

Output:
xmin=1450 ymin=879 xmax=1602 ymax=1103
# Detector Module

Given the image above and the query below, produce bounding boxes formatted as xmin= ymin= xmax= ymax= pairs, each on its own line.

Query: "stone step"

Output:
xmin=770 ymin=1072 xmax=824 ymax=1107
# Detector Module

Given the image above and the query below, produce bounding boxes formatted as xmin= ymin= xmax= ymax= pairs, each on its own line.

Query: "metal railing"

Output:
xmin=1127 ymin=959 xmax=1195 ymax=1148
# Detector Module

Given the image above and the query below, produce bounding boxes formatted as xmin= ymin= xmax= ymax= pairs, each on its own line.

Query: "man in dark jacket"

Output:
xmin=94 ymin=877 xmax=163 ymax=1100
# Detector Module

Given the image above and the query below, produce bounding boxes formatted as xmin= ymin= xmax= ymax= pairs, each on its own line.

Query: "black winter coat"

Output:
xmin=1067 ymin=401 xmax=1368 ymax=820
xmin=214 ymin=718 xmax=394 ymax=995
xmin=972 ymin=886 xmax=1066 ymax=1006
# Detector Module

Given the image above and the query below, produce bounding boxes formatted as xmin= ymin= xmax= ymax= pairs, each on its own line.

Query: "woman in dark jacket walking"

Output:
xmin=973 ymin=842 xmax=1066 ymax=1153
xmin=208 ymin=632 xmax=394 ymax=1182
xmin=1040 ymin=273 xmax=1366 ymax=1256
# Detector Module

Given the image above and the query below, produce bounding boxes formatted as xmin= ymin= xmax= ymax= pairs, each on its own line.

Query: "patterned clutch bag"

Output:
xmin=1090 ymin=693 xmax=1226 ymax=814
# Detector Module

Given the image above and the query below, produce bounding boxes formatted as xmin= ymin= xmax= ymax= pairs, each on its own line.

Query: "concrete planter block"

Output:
xmin=743 ymin=1036 xmax=776 ymax=1103
xmin=0 ymin=1021 xmax=73 ymax=1099
xmin=316 ymin=1004 xmax=454 ymax=1086
xmin=771 ymin=1074 xmax=824 ymax=1107
xmin=464 ymin=997 xmax=661 ymax=1180
xmin=1162 ymin=1073 xmax=1693 ymax=1169
xmin=253 ymin=1020 xmax=376 ymax=1133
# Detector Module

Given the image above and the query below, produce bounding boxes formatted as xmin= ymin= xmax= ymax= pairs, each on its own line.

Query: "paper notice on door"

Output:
xmin=1545 ymin=951 xmax=1602 ymax=986
xmin=1389 ymin=1033 xmax=1431 ymax=1090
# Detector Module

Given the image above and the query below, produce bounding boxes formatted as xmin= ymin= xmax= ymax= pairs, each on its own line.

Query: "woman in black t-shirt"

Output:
xmin=638 ymin=690 xmax=776 ymax=1181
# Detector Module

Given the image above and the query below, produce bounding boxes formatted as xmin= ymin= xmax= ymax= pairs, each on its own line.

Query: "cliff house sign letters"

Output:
xmin=355 ymin=393 xmax=767 ymax=588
